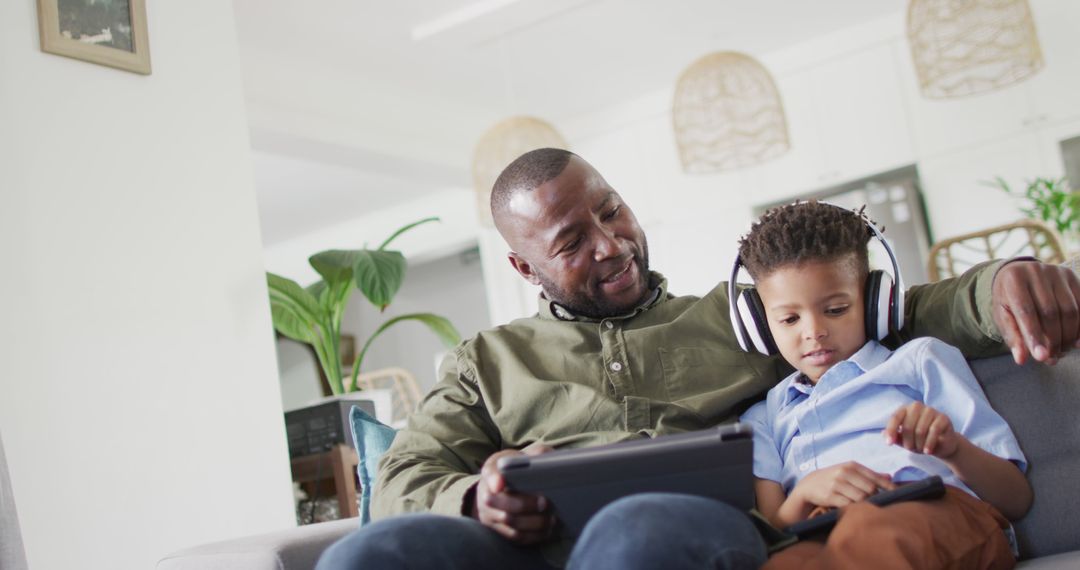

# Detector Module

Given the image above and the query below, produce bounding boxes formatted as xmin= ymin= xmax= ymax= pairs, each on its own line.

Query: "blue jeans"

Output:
xmin=316 ymin=493 xmax=766 ymax=569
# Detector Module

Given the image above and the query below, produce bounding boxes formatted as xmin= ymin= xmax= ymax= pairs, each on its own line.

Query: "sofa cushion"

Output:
xmin=156 ymin=518 xmax=356 ymax=570
xmin=348 ymin=406 xmax=397 ymax=526
xmin=969 ymin=351 xmax=1080 ymax=560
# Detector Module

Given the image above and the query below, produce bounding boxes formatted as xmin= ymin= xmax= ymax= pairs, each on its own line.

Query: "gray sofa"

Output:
xmin=156 ymin=351 xmax=1080 ymax=569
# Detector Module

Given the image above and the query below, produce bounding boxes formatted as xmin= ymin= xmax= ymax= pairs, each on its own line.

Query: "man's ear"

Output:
xmin=508 ymin=252 xmax=542 ymax=286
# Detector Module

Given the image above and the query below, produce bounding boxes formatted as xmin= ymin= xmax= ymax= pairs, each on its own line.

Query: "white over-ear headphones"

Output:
xmin=728 ymin=202 xmax=906 ymax=356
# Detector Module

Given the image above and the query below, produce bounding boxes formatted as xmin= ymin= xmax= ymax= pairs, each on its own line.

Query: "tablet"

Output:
xmin=497 ymin=423 xmax=754 ymax=538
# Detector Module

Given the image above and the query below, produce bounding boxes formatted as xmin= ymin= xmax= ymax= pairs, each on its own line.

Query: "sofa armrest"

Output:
xmin=157 ymin=518 xmax=357 ymax=570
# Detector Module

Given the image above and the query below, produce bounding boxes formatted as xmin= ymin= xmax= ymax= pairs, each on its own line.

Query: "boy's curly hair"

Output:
xmin=738 ymin=200 xmax=877 ymax=280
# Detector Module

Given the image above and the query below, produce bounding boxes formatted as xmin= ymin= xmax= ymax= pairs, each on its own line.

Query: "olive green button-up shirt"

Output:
xmin=372 ymin=263 xmax=1004 ymax=561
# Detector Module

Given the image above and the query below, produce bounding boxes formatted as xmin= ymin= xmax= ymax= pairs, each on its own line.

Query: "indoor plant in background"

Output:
xmin=267 ymin=217 xmax=463 ymax=522
xmin=266 ymin=216 xmax=461 ymax=396
xmin=992 ymin=176 xmax=1078 ymax=252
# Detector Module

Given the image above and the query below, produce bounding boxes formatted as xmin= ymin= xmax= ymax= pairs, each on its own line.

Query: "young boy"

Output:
xmin=737 ymin=201 xmax=1032 ymax=569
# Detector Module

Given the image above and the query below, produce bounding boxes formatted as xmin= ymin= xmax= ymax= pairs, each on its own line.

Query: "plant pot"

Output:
xmin=283 ymin=391 xmax=393 ymax=458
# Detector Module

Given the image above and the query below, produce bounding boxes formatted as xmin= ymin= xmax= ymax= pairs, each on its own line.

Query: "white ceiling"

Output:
xmin=233 ymin=0 xmax=906 ymax=245
xmin=251 ymin=150 xmax=436 ymax=245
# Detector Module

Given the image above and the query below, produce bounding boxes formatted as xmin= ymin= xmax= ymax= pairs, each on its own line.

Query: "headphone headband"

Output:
xmin=818 ymin=201 xmax=906 ymax=302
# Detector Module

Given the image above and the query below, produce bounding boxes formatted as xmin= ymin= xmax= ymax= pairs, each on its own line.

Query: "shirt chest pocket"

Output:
xmin=657 ymin=346 xmax=759 ymax=402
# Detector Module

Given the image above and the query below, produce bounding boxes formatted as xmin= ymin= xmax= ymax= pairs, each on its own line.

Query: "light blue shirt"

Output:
xmin=740 ymin=338 xmax=1027 ymax=498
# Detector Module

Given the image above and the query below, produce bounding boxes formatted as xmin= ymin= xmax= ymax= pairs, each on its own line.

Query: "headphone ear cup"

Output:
xmin=737 ymin=288 xmax=779 ymax=356
xmin=864 ymin=270 xmax=895 ymax=341
xmin=732 ymin=288 xmax=754 ymax=353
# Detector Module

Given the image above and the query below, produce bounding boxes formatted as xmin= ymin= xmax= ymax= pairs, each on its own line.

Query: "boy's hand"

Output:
xmin=883 ymin=402 xmax=960 ymax=458
xmin=791 ymin=461 xmax=895 ymax=509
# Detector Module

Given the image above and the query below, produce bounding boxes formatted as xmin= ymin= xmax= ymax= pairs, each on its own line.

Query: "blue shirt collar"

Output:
xmin=849 ymin=339 xmax=890 ymax=371
xmin=781 ymin=341 xmax=891 ymax=406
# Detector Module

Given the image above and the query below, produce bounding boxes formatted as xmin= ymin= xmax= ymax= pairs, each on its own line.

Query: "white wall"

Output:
xmin=0 ymin=2 xmax=295 ymax=569
xmin=262 ymin=188 xmax=480 ymax=284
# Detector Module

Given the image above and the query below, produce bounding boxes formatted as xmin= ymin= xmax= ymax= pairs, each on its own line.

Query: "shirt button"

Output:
xmin=799 ymin=462 xmax=811 ymax=472
xmin=610 ymin=361 xmax=623 ymax=372
xmin=605 ymin=321 xmax=614 ymax=329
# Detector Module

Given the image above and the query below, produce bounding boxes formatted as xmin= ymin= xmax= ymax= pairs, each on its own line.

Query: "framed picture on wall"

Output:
xmin=37 ymin=0 xmax=151 ymax=75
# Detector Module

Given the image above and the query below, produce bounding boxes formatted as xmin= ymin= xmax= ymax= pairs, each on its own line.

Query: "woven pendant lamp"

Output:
xmin=673 ymin=51 xmax=790 ymax=174
xmin=472 ymin=116 xmax=568 ymax=226
xmin=907 ymin=0 xmax=1044 ymax=99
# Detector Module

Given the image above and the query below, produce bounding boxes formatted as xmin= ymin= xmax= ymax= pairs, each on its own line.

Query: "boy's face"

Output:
xmin=755 ymin=256 xmax=868 ymax=383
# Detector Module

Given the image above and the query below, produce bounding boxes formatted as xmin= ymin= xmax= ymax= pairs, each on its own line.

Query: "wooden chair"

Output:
xmin=927 ymin=219 xmax=1067 ymax=281
xmin=354 ymin=367 xmax=422 ymax=429
xmin=1064 ymin=252 xmax=1080 ymax=274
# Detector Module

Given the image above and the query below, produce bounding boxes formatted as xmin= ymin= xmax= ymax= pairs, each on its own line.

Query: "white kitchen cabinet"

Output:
xmin=1022 ymin=0 xmax=1080 ymax=129
xmin=754 ymin=70 xmax=829 ymax=199
xmin=807 ymin=41 xmax=915 ymax=184
xmin=917 ymin=133 xmax=1044 ymax=242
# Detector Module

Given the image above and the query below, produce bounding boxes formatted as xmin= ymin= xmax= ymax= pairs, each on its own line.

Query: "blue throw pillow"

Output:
xmin=348 ymin=405 xmax=398 ymax=525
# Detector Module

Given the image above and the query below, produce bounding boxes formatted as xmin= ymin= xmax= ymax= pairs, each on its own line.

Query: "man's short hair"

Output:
xmin=738 ymin=201 xmax=875 ymax=280
xmin=490 ymin=148 xmax=576 ymax=222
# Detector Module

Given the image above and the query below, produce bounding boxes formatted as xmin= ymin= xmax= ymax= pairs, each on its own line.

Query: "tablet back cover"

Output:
xmin=500 ymin=425 xmax=754 ymax=537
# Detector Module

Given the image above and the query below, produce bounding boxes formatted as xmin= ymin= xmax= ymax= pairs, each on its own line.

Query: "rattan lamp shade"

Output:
xmin=907 ymin=0 xmax=1044 ymax=99
xmin=472 ymin=116 xmax=569 ymax=226
xmin=673 ymin=51 xmax=789 ymax=174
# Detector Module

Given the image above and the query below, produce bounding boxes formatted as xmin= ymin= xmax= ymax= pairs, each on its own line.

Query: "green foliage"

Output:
xmin=354 ymin=250 xmax=405 ymax=311
xmin=991 ymin=176 xmax=1079 ymax=237
xmin=265 ymin=217 xmax=462 ymax=395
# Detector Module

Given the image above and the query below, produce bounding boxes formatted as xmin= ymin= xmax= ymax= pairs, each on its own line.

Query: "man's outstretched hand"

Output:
xmin=472 ymin=443 xmax=556 ymax=544
xmin=992 ymin=260 xmax=1080 ymax=365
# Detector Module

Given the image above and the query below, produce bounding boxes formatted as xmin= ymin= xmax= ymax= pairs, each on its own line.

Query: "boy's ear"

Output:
xmin=508 ymin=252 xmax=542 ymax=286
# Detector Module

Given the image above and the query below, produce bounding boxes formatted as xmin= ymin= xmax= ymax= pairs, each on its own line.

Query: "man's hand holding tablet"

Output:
xmin=472 ymin=442 xmax=556 ymax=545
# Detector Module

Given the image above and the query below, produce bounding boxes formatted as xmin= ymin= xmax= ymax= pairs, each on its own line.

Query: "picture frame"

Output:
xmin=37 ymin=0 xmax=151 ymax=75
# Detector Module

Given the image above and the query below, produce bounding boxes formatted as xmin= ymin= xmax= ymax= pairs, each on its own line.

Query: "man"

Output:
xmin=317 ymin=149 xmax=1080 ymax=569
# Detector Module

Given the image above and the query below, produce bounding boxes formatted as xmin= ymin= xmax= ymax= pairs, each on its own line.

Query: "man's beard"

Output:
xmin=538 ymin=246 xmax=651 ymax=320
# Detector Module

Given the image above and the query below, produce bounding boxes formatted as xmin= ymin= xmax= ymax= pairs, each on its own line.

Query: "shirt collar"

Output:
xmin=780 ymin=340 xmax=890 ymax=406
xmin=537 ymin=272 xmax=669 ymax=322
xmin=848 ymin=339 xmax=890 ymax=371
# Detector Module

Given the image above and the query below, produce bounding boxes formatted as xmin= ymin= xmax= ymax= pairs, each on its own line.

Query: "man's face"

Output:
xmin=755 ymin=257 xmax=868 ymax=383
xmin=500 ymin=157 xmax=651 ymax=319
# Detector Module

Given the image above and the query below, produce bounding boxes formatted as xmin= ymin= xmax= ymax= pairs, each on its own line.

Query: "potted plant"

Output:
xmin=992 ymin=176 xmax=1078 ymax=251
xmin=266 ymin=216 xmax=462 ymax=395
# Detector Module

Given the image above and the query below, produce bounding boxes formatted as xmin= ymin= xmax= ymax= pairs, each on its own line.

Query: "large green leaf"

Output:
xmin=269 ymin=304 xmax=317 ymax=344
xmin=307 ymin=278 xmax=353 ymax=317
xmin=398 ymin=313 xmax=463 ymax=348
xmin=309 ymin=250 xmax=362 ymax=288
xmin=348 ymin=312 xmax=463 ymax=392
xmin=306 ymin=280 xmax=329 ymax=306
xmin=266 ymin=273 xmax=325 ymax=343
xmin=354 ymin=250 xmax=406 ymax=311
